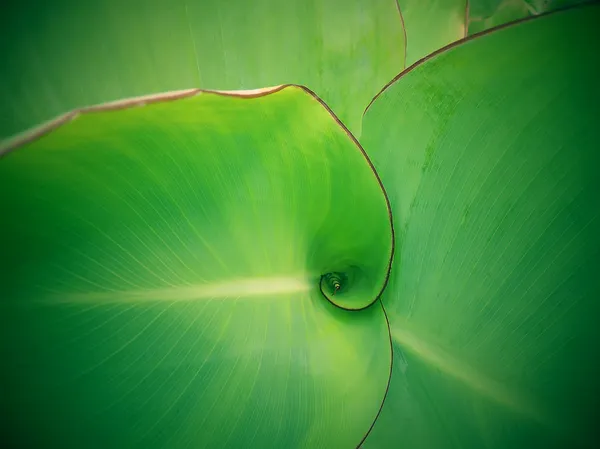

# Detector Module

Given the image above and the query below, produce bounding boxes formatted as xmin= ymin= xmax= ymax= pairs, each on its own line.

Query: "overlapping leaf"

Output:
xmin=361 ymin=5 xmax=600 ymax=448
xmin=467 ymin=0 xmax=592 ymax=34
xmin=0 ymin=86 xmax=394 ymax=449
xmin=0 ymin=0 xmax=405 ymax=139
xmin=2 ymin=1 xmax=599 ymax=448
xmin=396 ymin=0 xmax=468 ymax=67
xmin=395 ymin=0 xmax=591 ymax=67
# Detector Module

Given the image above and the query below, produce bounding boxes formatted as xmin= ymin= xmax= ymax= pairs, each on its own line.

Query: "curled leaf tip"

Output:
xmin=319 ymin=264 xmax=387 ymax=311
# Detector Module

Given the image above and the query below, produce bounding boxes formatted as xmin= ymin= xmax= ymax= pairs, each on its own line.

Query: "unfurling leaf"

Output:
xmin=1 ymin=86 xmax=393 ymax=449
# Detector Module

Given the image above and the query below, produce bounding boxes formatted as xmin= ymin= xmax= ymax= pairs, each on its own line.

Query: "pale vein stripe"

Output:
xmin=44 ymin=276 xmax=313 ymax=304
xmin=389 ymin=321 xmax=547 ymax=424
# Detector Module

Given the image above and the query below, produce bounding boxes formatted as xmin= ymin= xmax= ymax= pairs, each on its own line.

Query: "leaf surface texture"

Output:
xmin=1 ymin=86 xmax=394 ymax=449
xmin=361 ymin=5 xmax=600 ymax=448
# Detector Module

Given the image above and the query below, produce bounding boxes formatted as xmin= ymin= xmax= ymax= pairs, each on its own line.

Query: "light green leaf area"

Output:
xmin=397 ymin=0 xmax=467 ymax=67
xmin=0 ymin=0 xmax=405 ymax=140
xmin=467 ymin=0 xmax=592 ymax=35
xmin=0 ymin=86 xmax=393 ymax=448
xmin=362 ymin=5 xmax=600 ymax=449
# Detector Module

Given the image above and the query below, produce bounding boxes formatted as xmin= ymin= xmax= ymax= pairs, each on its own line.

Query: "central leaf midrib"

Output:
xmin=45 ymin=276 xmax=314 ymax=304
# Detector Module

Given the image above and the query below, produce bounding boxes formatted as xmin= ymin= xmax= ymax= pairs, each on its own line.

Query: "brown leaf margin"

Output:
xmin=365 ymin=0 xmax=599 ymax=116
xmin=0 ymin=86 xmax=287 ymax=156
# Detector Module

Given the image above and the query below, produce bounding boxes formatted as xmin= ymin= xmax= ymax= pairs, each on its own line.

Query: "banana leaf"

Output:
xmin=0 ymin=0 xmax=405 ymax=140
xmin=1 ymin=86 xmax=394 ymax=449
xmin=467 ymin=0 xmax=592 ymax=34
xmin=361 ymin=4 xmax=600 ymax=448
xmin=395 ymin=0 xmax=591 ymax=67
xmin=2 ymin=1 xmax=599 ymax=449
xmin=396 ymin=0 xmax=468 ymax=67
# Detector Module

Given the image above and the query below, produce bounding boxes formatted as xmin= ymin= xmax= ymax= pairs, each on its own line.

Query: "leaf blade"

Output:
xmin=1 ymin=86 xmax=394 ymax=448
xmin=362 ymin=5 xmax=600 ymax=448
xmin=0 ymin=0 xmax=406 ymax=139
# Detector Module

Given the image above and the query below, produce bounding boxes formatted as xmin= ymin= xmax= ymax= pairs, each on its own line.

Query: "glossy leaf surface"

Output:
xmin=362 ymin=5 xmax=600 ymax=448
xmin=0 ymin=0 xmax=405 ymax=139
xmin=1 ymin=86 xmax=393 ymax=448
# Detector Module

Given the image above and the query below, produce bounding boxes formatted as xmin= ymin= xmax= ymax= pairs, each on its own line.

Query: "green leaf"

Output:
xmin=0 ymin=0 xmax=405 ymax=140
xmin=394 ymin=0 xmax=592 ymax=67
xmin=0 ymin=86 xmax=393 ymax=448
xmin=396 ymin=0 xmax=468 ymax=67
xmin=361 ymin=5 xmax=600 ymax=448
xmin=467 ymin=0 xmax=592 ymax=35
xmin=467 ymin=0 xmax=531 ymax=34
